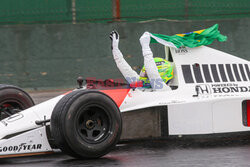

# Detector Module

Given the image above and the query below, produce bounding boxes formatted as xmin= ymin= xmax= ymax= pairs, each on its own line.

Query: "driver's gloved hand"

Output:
xmin=110 ymin=30 xmax=119 ymax=50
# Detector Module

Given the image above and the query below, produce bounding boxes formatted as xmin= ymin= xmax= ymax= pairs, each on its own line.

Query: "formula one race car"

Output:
xmin=0 ymin=45 xmax=249 ymax=158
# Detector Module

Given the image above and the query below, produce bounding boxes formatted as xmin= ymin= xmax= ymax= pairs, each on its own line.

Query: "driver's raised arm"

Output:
xmin=140 ymin=32 xmax=171 ymax=91
xmin=110 ymin=31 xmax=139 ymax=84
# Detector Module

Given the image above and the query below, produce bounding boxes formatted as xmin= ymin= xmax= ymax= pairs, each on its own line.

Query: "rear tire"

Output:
xmin=0 ymin=84 xmax=34 ymax=120
xmin=50 ymin=90 xmax=122 ymax=159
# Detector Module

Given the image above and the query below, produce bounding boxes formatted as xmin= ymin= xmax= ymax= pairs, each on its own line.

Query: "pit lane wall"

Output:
xmin=0 ymin=18 xmax=250 ymax=89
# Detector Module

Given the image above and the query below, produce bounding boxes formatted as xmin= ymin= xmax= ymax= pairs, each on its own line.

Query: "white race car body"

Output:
xmin=0 ymin=46 xmax=249 ymax=157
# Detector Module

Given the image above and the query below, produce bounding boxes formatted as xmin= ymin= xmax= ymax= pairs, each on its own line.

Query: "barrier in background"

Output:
xmin=0 ymin=18 xmax=249 ymax=89
xmin=0 ymin=0 xmax=249 ymax=24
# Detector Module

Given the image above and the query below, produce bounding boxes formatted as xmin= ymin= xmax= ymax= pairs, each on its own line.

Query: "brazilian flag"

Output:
xmin=149 ymin=24 xmax=227 ymax=48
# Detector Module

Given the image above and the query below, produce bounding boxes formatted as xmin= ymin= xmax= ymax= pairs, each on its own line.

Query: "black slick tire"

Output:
xmin=50 ymin=89 xmax=122 ymax=159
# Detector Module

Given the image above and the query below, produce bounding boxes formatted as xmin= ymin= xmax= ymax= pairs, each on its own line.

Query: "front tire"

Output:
xmin=50 ymin=90 xmax=122 ymax=159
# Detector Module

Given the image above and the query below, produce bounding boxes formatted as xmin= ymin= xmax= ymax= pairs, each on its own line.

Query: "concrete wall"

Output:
xmin=0 ymin=18 xmax=249 ymax=90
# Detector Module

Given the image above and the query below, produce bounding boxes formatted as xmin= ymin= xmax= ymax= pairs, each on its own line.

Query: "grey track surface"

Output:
xmin=2 ymin=90 xmax=250 ymax=167
xmin=1 ymin=139 xmax=250 ymax=167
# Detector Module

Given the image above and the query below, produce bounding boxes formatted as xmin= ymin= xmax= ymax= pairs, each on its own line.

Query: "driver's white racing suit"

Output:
xmin=110 ymin=31 xmax=171 ymax=91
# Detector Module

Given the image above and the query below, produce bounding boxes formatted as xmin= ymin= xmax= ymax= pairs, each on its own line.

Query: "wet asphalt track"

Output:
xmin=2 ymin=139 xmax=250 ymax=167
xmin=1 ymin=90 xmax=250 ymax=167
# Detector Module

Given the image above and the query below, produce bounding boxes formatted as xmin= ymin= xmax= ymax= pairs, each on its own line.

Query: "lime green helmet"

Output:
xmin=139 ymin=57 xmax=174 ymax=87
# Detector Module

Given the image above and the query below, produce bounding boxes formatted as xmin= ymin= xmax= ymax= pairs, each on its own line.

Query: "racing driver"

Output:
xmin=110 ymin=30 xmax=173 ymax=91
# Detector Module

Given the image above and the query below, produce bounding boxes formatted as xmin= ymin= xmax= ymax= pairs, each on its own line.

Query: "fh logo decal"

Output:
xmin=193 ymin=84 xmax=211 ymax=97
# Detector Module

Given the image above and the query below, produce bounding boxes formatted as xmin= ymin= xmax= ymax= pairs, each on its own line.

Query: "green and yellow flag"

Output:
xmin=149 ymin=24 xmax=227 ymax=48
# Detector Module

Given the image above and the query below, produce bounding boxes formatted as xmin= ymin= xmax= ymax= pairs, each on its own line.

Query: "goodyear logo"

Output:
xmin=0 ymin=143 xmax=42 ymax=152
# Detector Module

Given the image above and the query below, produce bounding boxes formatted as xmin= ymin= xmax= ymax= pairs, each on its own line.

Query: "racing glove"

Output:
xmin=110 ymin=30 xmax=119 ymax=51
